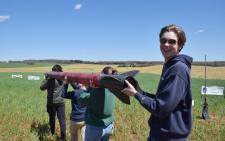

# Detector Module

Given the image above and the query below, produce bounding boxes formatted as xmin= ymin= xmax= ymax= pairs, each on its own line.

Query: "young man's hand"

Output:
xmin=121 ymin=80 xmax=137 ymax=96
xmin=122 ymin=80 xmax=143 ymax=96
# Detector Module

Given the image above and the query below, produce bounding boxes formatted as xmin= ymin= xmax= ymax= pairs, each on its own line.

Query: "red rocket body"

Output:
xmin=47 ymin=71 xmax=101 ymax=87
xmin=46 ymin=70 xmax=139 ymax=104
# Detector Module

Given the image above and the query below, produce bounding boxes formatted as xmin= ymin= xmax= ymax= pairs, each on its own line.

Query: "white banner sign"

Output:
xmin=201 ymin=86 xmax=224 ymax=96
xmin=28 ymin=75 xmax=40 ymax=80
xmin=11 ymin=74 xmax=23 ymax=79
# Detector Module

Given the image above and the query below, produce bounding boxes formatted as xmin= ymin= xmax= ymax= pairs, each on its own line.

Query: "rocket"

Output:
xmin=46 ymin=70 xmax=139 ymax=104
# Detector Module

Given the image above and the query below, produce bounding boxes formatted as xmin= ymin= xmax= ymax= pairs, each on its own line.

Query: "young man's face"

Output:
xmin=160 ymin=31 xmax=180 ymax=62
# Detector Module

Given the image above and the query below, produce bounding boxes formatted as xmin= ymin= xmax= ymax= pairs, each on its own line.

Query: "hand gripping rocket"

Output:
xmin=46 ymin=70 xmax=139 ymax=105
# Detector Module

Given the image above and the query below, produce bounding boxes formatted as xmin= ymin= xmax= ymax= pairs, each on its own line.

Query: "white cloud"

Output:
xmin=74 ymin=4 xmax=82 ymax=11
xmin=0 ymin=15 xmax=10 ymax=22
xmin=196 ymin=29 xmax=205 ymax=33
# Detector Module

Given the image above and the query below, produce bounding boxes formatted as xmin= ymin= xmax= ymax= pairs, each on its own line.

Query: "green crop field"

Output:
xmin=1 ymin=65 xmax=225 ymax=141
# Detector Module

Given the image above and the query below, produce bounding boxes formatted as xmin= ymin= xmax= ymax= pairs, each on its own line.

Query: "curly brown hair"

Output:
xmin=101 ymin=66 xmax=118 ymax=75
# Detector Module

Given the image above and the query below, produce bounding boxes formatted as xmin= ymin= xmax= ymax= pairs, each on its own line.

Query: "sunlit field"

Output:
xmin=0 ymin=63 xmax=225 ymax=141
xmin=1 ymin=64 xmax=225 ymax=80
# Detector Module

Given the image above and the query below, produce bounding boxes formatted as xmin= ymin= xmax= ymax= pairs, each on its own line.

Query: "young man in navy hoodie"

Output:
xmin=122 ymin=25 xmax=193 ymax=141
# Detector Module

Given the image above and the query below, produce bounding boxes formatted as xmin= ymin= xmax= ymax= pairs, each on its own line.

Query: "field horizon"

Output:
xmin=1 ymin=64 xmax=225 ymax=80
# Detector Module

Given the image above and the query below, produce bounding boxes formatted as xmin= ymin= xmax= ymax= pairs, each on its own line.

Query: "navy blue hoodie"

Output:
xmin=61 ymin=83 xmax=86 ymax=122
xmin=135 ymin=54 xmax=193 ymax=141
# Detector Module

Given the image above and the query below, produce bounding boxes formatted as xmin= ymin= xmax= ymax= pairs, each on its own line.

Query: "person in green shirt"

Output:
xmin=78 ymin=66 xmax=117 ymax=141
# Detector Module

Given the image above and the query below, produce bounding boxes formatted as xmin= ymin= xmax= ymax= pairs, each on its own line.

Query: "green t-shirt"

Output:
xmin=78 ymin=88 xmax=115 ymax=127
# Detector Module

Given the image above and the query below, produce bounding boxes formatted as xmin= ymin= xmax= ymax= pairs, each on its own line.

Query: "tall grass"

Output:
xmin=0 ymin=72 xmax=225 ymax=141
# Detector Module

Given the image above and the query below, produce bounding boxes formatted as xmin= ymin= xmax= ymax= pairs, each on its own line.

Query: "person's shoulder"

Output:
xmin=175 ymin=61 xmax=189 ymax=69
xmin=164 ymin=60 xmax=189 ymax=80
xmin=169 ymin=62 xmax=189 ymax=76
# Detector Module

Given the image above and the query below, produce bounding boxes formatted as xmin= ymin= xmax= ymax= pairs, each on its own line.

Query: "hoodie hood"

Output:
xmin=166 ymin=54 xmax=193 ymax=69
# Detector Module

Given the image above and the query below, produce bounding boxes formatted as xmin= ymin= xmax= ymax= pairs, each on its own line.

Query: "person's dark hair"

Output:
xmin=159 ymin=24 xmax=186 ymax=52
xmin=101 ymin=66 xmax=117 ymax=75
xmin=52 ymin=64 xmax=63 ymax=72
xmin=112 ymin=68 xmax=118 ymax=75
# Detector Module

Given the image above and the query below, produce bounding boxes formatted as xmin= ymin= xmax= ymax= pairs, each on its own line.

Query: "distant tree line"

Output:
xmin=4 ymin=60 xmax=225 ymax=67
xmin=192 ymin=61 xmax=225 ymax=67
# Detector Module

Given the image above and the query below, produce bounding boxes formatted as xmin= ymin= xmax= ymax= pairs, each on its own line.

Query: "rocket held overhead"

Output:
xmin=46 ymin=70 xmax=139 ymax=105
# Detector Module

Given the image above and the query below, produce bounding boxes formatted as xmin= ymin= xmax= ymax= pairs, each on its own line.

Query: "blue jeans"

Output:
xmin=85 ymin=123 xmax=113 ymax=141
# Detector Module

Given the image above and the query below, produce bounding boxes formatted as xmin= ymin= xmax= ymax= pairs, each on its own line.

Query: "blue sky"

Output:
xmin=0 ymin=0 xmax=225 ymax=61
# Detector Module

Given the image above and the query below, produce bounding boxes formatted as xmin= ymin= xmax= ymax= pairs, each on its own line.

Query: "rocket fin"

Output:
xmin=120 ymin=70 xmax=139 ymax=77
xmin=99 ymin=75 xmax=130 ymax=104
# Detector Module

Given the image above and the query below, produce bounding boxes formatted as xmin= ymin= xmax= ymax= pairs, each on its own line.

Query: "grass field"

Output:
xmin=1 ymin=63 xmax=225 ymax=80
xmin=0 ymin=64 xmax=225 ymax=141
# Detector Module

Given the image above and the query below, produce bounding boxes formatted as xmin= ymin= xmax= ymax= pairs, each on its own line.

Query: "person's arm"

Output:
xmin=40 ymin=79 xmax=48 ymax=90
xmin=70 ymin=82 xmax=80 ymax=90
xmin=61 ymin=83 xmax=72 ymax=98
xmin=135 ymin=74 xmax=186 ymax=118
xmin=77 ymin=87 xmax=93 ymax=106
xmin=142 ymin=91 xmax=156 ymax=98
xmin=62 ymin=83 xmax=85 ymax=99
